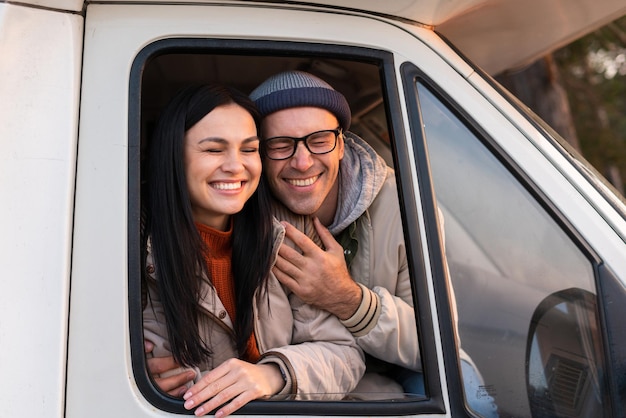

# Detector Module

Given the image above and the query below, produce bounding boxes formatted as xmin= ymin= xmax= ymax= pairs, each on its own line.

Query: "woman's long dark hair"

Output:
xmin=146 ymin=84 xmax=274 ymax=367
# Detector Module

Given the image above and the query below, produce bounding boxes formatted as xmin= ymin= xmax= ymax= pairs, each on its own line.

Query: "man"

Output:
xmin=249 ymin=70 xmax=418 ymax=394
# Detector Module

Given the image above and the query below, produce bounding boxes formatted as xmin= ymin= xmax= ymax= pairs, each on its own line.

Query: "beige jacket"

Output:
xmin=343 ymin=169 xmax=467 ymax=393
xmin=337 ymin=170 xmax=415 ymax=393
xmin=347 ymin=170 xmax=415 ymax=369
xmin=143 ymin=219 xmax=365 ymax=397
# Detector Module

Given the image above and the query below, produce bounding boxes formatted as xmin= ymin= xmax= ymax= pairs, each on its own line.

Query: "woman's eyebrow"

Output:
xmin=197 ymin=136 xmax=259 ymax=145
xmin=197 ymin=137 xmax=227 ymax=145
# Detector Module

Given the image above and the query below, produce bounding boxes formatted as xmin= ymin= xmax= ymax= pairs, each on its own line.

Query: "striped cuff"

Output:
xmin=340 ymin=283 xmax=381 ymax=337
xmin=258 ymin=354 xmax=297 ymax=396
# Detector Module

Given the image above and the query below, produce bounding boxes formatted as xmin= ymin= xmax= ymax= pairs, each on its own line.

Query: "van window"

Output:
xmin=129 ymin=39 xmax=443 ymax=415
xmin=410 ymin=77 xmax=609 ymax=417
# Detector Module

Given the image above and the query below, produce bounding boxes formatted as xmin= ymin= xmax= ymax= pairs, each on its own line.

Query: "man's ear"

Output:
xmin=337 ymin=132 xmax=345 ymax=160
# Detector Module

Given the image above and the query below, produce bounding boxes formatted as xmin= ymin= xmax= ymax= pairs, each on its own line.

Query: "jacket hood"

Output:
xmin=328 ymin=132 xmax=389 ymax=235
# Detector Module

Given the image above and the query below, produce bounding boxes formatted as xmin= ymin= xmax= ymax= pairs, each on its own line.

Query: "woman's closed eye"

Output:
xmin=241 ymin=137 xmax=260 ymax=154
xmin=203 ymin=147 xmax=224 ymax=154
xmin=241 ymin=146 xmax=259 ymax=154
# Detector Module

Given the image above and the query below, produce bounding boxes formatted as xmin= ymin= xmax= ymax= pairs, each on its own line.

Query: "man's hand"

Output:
xmin=183 ymin=359 xmax=284 ymax=417
xmin=273 ymin=217 xmax=362 ymax=320
xmin=144 ymin=340 xmax=195 ymax=397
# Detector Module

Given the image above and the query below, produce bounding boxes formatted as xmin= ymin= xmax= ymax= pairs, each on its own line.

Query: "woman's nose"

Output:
xmin=222 ymin=152 xmax=245 ymax=173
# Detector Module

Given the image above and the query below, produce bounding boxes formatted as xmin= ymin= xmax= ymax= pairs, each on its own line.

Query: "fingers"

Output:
xmin=211 ymin=393 xmax=255 ymax=418
xmin=161 ymin=383 xmax=189 ymax=398
xmin=190 ymin=385 xmax=252 ymax=417
xmin=276 ymin=238 xmax=303 ymax=264
xmin=184 ymin=363 xmax=234 ymax=415
xmin=274 ymin=219 xmax=346 ymax=304
xmin=282 ymin=221 xmax=322 ymax=254
xmin=144 ymin=341 xmax=193 ymax=396
xmin=154 ymin=371 xmax=195 ymax=396
xmin=171 ymin=385 xmax=189 ymax=398
xmin=312 ymin=217 xmax=342 ymax=253
xmin=272 ymin=263 xmax=301 ymax=294
xmin=147 ymin=355 xmax=179 ymax=375
xmin=273 ymin=248 xmax=307 ymax=294
xmin=183 ymin=360 xmax=276 ymax=417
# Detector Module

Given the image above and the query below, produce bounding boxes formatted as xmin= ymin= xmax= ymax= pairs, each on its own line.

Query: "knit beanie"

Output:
xmin=250 ymin=70 xmax=351 ymax=130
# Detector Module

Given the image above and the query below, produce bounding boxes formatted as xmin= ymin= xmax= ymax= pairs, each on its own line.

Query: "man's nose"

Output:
xmin=290 ymin=141 xmax=314 ymax=171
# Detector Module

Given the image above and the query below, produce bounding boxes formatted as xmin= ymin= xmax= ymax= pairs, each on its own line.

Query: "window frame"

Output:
xmin=128 ymin=38 xmax=445 ymax=415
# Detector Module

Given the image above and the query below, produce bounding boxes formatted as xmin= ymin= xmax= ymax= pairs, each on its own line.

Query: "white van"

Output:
xmin=2 ymin=1 xmax=626 ymax=417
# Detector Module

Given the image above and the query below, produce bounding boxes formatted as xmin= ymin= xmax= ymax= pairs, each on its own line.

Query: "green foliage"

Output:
xmin=554 ymin=16 xmax=626 ymax=195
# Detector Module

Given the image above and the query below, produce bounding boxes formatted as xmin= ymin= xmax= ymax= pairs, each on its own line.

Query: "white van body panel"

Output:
xmin=13 ymin=0 xmax=626 ymax=73
xmin=0 ymin=3 xmax=82 ymax=417
xmin=26 ymin=0 xmax=84 ymax=12
xmin=85 ymin=0 xmax=626 ymax=74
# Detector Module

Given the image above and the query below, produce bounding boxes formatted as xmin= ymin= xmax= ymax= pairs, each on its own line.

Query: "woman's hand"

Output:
xmin=183 ymin=358 xmax=285 ymax=417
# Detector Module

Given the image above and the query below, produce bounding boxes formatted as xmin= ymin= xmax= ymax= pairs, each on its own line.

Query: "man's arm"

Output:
xmin=274 ymin=178 xmax=420 ymax=371
xmin=346 ymin=175 xmax=419 ymax=370
xmin=144 ymin=340 xmax=195 ymax=397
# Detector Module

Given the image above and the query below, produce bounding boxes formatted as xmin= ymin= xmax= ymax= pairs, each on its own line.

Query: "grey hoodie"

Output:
xmin=328 ymin=132 xmax=389 ymax=236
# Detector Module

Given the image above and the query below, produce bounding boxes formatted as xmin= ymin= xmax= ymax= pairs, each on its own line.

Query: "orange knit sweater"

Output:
xmin=196 ymin=222 xmax=260 ymax=363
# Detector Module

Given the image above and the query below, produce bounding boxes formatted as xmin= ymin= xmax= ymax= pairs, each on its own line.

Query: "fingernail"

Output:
xmin=184 ymin=399 xmax=194 ymax=409
xmin=195 ymin=406 xmax=205 ymax=416
xmin=183 ymin=391 xmax=192 ymax=400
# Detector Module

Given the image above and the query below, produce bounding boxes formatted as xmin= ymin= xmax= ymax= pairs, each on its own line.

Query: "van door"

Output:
xmin=69 ymin=3 xmax=450 ymax=416
xmin=398 ymin=51 xmax=626 ymax=416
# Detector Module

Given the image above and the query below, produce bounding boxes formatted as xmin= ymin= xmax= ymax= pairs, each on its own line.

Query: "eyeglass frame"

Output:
xmin=262 ymin=127 xmax=343 ymax=160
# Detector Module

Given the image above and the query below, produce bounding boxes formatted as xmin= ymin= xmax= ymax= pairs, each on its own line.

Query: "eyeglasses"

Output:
xmin=263 ymin=128 xmax=342 ymax=160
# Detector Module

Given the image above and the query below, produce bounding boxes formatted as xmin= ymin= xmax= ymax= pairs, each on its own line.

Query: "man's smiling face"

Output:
xmin=261 ymin=107 xmax=344 ymax=225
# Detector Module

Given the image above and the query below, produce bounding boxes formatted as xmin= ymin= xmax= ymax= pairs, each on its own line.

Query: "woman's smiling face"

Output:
xmin=184 ymin=103 xmax=261 ymax=231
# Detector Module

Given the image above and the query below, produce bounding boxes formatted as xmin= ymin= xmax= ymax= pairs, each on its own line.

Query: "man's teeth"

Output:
xmin=213 ymin=182 xmax=242 ymax=190
xmin=288 ymin=176 xmax=318 ymax=186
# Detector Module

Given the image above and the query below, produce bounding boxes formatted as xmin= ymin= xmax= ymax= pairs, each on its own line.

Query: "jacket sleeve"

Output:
xmin=357 ymin=285 xmax=419 ymax=370
xmin=258 ymin=291 xmax=365 ymax=398
xmin=341 ymin=172 xmax=421 ymax=371
xmin=348 ymin=266 xmax=420 ymax=371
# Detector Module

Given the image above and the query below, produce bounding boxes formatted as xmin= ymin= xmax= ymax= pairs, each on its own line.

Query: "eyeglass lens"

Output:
xmin=265 ymin=129 xmax=339 ymax=160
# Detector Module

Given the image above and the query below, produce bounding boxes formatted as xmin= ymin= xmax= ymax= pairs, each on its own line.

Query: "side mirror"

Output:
xmin=526 ymin=289 xmax=606 ymax=418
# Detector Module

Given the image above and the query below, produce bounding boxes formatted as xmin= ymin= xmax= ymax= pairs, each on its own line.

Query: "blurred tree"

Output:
xmin=496 ymin=16 xmax=626 ymax=196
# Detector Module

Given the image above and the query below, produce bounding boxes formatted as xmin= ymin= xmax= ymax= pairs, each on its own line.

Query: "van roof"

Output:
xmin=32 ymin=0 xmax=626 ymax=74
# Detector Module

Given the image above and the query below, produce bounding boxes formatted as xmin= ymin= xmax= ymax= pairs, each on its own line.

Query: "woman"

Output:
xmin=143 ymin=84 xmax=364 ymax=417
